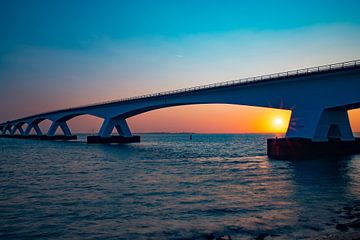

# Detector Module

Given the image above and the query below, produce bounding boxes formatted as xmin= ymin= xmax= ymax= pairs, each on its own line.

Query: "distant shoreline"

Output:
xmin=78 ymin=132 xmax=360 ymax=135
xmin=78 ymin=132 xmax=284 ymax=135
xmin=136 ymin=132 xmax=279 ymax=135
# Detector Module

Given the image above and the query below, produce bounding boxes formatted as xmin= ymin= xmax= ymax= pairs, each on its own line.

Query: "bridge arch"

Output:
xmin=115 ymin=103 xmax=200 ymax=119
xmin=25 ymin=118 xmax=51 ymax=136
xmin=3 ymin=124 xmax=14 ymax=135
xmin=63 ymin=114 xmax=104 ymax=135
xmin=11 ymin=121 xmax=27 ymax=135
xmin=54 ymin=113 xmax=99 ymax=123
xmin=108 ymin=101 xmax=357 ymax=141
xmin=123 ymin=103 xmax=291 ymax=134
xmin=44 ymin=112 xmax=109 ymax=136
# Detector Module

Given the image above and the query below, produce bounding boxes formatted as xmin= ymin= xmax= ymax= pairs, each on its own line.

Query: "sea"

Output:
xmin=1 ymin=133 xmax=360 ymax=239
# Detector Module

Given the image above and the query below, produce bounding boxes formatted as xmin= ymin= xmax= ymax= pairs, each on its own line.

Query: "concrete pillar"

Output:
xmin=24 ymin=123 xmax=43 ymax=136
xmin=99 ymin=118 xmax=132 ymax=137
xmin=11 ymin=124 xmax=25 ymax=135
xmin=114 ymin=119 xmax=132 ymax=137
xmin=48 ymin=121 xmax=72 ymax=136
xmin=4 ymin=125 xmax=13 ymax=135
xmin=10 ymin=127 xmax=16 ymax=135
xmin=313 ymin=109 xmax=354 ymax=141
xmin=286 ymin=107 xmax=354 ymax=141
xmin=98 ymin=118 xmax=114 ymax=137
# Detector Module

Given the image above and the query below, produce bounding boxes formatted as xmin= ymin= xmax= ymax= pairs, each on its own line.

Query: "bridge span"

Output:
xmin=1 ymin=59 xmax=360 ymax=159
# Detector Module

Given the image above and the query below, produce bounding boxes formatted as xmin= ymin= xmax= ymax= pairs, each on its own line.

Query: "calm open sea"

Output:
xmin=1 ymin=134 xmax=360 ymax=239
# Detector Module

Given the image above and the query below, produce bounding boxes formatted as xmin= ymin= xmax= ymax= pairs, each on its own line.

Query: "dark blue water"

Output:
xmin=1 ymin=134 xmax=360 ymax=239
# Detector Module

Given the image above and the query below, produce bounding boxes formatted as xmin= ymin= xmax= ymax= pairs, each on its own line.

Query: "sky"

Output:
xmin=1 ymin=0 xmax=360 ymax=134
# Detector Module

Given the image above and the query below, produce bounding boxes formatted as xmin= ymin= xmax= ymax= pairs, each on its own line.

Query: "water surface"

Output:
xmin=1 ymin=134 xmax=360 ymax=239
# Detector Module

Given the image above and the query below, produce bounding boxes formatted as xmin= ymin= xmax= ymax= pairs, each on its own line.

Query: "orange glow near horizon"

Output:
xmin=59 ymin=105 xmax=360 ymax=135
xmin=128 ymin=104 xmax=292 ymax=134
xmin=349 ymin=109 xmax=360 ymax=133
xmin=272 ymin=117 xmax=286 ymax=133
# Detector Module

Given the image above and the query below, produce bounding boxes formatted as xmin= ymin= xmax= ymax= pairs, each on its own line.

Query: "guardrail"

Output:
xmin=2 ymin=59 xmax=360 ymax=124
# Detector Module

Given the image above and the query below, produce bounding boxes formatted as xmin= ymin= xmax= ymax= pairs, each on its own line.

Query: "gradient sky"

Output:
xmin=1 ymin=0 xmax=360 ymax=133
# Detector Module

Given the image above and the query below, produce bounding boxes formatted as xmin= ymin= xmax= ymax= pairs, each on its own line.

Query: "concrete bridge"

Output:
xmin=1 ymin=59 xmax=360 ymax=159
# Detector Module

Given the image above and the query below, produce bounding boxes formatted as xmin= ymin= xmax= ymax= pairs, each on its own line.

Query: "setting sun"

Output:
xmin=274 ymin=118 xmax=283 ymax=126
xmin=270 ymin=116 xmax=289 ymax=133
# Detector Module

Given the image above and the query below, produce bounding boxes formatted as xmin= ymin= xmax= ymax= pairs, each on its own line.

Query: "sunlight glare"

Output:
xmin=274 ymin=118 xmax=283 ymax=126
xmin=272 ymin=117 xmax=287 ymax=133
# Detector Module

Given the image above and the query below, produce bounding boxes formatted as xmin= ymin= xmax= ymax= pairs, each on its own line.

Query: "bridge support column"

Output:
xmin=25 ymin=123 xmax=43 ymax=136
xmin=4 ymin=125 xmax=13 ymax=135
xmin=3 ymin=121 xmax=77 ymax=140
xmin=11 ymin=125 xmax=24 ymax=136
xmin=313 ymin=109 xmax=354 ymax=141
xmin=286 ymin=108 xmax=354 ymax=141
xmin=268 ymin=107 xmax=360 ymax=159
xmin=285 ymin=107 xmax=323 ymax=140
xmin=98 ymin=118 xmax=132 ymax=137
xmin=40 ymin=121 xmax=76 ymax=140
xmin=48 ymin=121 xmax=72 ymax=136
xmin=87 ymin=118 xmax=140 ymax=143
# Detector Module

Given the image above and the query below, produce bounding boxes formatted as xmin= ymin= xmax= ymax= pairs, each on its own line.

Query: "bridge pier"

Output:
xmin=98 ymin=117 xmax=132 ymax=137
xmin=268 ymin=108 xmax=360 ymax=159
xmin=25 ymin=122 xmax=43 ymax=136
xmin=11 ymin=123 xmax=25 ymax=136
xmin=48 ymin=121 xmax=72 ymax=136
xmin=87 ymin=117 xmax=140 ymax=143
xmin=286 ymin=108 xmax=354 ymax=141
xmin=45 ymin=121 xmax=77 ymax=140
xmin=2 ymin=124 xmax=13 ymax=135
xmin=87 ymin=135 xmax=140 ymax=143
xmin=0 ymin=120 xmax=77 ymax=141
xmin=267 ymin=138 xmax=360 ymax=160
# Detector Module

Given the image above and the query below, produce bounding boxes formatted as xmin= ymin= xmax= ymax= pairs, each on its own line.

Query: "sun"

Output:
xmin=272 ymin=117 xmax=286 ymax=133
xmin=274 ymin=118 xmax=283 ymax=126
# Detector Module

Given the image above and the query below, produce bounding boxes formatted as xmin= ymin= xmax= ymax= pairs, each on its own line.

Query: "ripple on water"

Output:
xmin=1 ymin=134 xmax=360 ymax=239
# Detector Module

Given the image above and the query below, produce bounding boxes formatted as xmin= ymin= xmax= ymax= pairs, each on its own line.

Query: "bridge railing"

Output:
xmin=3 ymin=59 xmax=359 ymax=124
xmin=95 ymin=59 xmax=359 ymax=105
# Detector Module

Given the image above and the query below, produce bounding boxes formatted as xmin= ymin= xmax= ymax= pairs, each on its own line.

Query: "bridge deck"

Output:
xmin=1 ymin=59 xmax=360 ymax=125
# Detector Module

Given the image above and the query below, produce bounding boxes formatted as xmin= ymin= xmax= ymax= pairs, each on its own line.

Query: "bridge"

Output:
xmin=1 ymin=59 xmax=360 ymax=159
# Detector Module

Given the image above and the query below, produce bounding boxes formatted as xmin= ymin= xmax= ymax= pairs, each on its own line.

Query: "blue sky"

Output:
xmin=1 ymin=0 xmax=360 ymax=52
xmin=1 ymin=0 xmax=360 ymax=129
